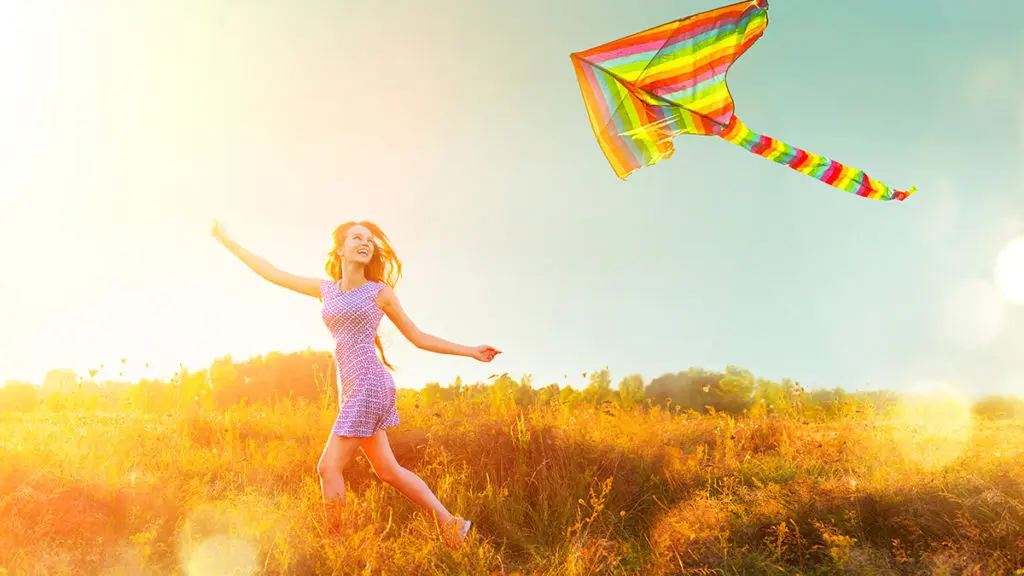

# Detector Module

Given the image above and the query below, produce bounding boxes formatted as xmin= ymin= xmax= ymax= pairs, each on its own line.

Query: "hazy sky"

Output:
xmin=2 ymin=0 xmax=1023 ymax=396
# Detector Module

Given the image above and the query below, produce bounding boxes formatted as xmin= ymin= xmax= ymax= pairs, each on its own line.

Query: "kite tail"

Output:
xmin=719 ymin=116 xmax=916 ymax=202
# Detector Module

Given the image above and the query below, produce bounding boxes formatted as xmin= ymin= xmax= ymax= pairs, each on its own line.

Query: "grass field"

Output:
xmin=2 ymin=369 xmax=1024 ymax=575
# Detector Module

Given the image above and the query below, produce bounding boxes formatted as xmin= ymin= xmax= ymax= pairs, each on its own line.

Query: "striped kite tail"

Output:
xmin=719 ymin=116 xmax=916 ymax=202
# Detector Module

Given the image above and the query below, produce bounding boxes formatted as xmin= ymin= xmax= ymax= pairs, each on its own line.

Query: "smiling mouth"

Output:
xmin=357 ymin=247 xmax=370 ymax=257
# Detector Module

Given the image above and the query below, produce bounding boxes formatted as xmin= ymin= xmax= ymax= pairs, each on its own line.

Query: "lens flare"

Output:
xmin=994 ymin=236 xmax=1024 ymax=305
xmin=888 ymin=381 xmax=973 ymax=471
xmin=185 ymin=535 xmax=258 ymax=576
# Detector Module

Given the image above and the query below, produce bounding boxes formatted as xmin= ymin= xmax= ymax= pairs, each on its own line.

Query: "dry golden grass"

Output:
xmin=2 ymin=388 xmax=1024 ymax=575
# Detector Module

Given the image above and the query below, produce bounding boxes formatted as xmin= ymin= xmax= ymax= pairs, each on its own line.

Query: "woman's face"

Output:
xmin=339 ymin=224 xmax=375 ymax=265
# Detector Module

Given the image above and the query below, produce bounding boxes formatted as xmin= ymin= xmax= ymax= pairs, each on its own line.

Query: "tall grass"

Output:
xmin=2 ymin=380 xmax=1024 ymax=574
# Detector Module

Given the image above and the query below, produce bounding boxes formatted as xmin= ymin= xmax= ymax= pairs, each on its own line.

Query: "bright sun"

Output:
xmin=994 ymin=236 xmax=1024 ymax=305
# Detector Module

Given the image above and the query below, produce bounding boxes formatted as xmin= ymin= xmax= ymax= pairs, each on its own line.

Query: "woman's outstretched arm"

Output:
xmin=376 ymin=285 xmax=500 ymax=362
xmin=210 ymin=219 xmax=323 ymax=299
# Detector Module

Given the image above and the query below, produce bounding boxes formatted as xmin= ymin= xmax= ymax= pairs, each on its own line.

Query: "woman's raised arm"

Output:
xmin=211 ymin=219 xmax=323 ymax=299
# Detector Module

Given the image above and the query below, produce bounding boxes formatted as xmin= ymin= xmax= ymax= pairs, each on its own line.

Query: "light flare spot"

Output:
xmin=889 ymin=381 xmax=973 ymax=471
xmin=994 ymin=236 xmax=1024 ymax=305
xmin=186 ymin=535 xmax=258 ymax=576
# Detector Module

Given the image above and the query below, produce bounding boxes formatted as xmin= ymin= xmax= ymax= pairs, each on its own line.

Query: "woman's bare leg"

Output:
xmin=360 ymin=429 xmax=455 ymax=526
xmin=317 ymin=432 xmax=363 ymax=529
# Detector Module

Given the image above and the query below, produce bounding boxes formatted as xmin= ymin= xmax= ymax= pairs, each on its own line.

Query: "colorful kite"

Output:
xmin=570 ymin=0 xmax=916 ymax=202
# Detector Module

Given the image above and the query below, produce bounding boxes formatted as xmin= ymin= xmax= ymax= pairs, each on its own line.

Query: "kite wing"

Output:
xmin=570 ymin=0 xmax=916 ymax=202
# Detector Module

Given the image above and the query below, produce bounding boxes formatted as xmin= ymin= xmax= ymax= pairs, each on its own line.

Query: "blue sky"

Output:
xmin=1 ymin=0 xmax=1022 ymax=396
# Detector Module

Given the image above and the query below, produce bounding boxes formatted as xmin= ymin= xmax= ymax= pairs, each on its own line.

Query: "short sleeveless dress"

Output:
xmin=320 ymin=279 xmax=400 ymax=437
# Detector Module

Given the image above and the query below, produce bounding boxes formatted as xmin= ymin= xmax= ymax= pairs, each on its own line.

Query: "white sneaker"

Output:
xmin=442 ymin=517 xmax=472 ymax=547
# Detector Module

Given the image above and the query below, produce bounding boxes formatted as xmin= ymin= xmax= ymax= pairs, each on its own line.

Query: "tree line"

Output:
xmin=2 ymin=349 xmax=1022 ymax=420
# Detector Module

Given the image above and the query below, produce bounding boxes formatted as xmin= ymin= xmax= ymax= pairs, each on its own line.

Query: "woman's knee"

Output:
xmin=317 ymin=457 xmax=342 ymax=479
xmin=375 ymin=465 xmax=402 ymax=485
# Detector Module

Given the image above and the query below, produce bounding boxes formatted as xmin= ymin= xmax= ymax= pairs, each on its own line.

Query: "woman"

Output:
xmin=210 ymin=219 xmax=500 ymax=547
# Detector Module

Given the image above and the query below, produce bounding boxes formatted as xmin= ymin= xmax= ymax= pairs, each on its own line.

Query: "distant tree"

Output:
xmin=582 ymin=368 xmax=613 ymax=406
xmin=711 ymin=365 xmax=755 ymax=413
xmin=750 ymin=377 xmax=804 ymax=417
xmin=972 ymin=395 xmax=1024 ymax=420
xmin=420 ymin=382 xmax=443 ymax=407
xmin=41 ymin=368 xmax=79 ymax=395
xmin=200 ymin=350 xmax=337 ymax=408
xmin=488 ymin=374 xmax=517 ymax=414
xmin=209 ymin=355 xmax=242 ymax=405
xmin=512 ymin=375 xmax=535 ymax=408
xmin=558 ymin=385 xmax=583 ymax=408
xmin=645 ymin=368 xmax=720 ymax=412
xmin=174 ymin=367 xmax=214 ymax=411
xmin=0 ymin=381 xmax=39 ymax=412
xmin=617 ymin=374 xmax=644 ymax=410
xmin=131 ymin=378 xmax=171 ymax=412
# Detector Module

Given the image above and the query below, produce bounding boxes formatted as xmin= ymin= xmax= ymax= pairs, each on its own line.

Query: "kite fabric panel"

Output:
xmin=570 ymin=0 xmax=916 ymax=202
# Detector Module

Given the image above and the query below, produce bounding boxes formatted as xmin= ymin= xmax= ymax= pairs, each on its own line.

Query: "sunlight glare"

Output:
xmin=889 ymin=381 xmax=973 ymax=471
xmin=185 ymin=535 xmax=258 ymax=576
xmin=938 ymin=278 xmax=1004 ymax=349
xmin=994 ymin=236 xmax=1024 ymax=305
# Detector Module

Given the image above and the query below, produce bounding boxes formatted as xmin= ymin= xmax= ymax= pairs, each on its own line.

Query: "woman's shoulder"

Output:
xmin=318 ymin=278 xmax=337 ymax=299
xmin=370 ymin=281 xmax=393 ymax=303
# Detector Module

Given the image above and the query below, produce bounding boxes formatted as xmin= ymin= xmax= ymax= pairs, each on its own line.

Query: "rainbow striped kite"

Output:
xmin=570 ymin=0 xmax=916 ymax=202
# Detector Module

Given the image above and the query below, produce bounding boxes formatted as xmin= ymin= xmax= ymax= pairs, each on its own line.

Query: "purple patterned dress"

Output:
xmin=320 ymin=279 xmax=400 ymax=437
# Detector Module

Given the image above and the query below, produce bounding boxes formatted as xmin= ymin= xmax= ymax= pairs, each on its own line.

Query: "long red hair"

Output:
xmin=324 ymin=221 xmax=402 ymax=370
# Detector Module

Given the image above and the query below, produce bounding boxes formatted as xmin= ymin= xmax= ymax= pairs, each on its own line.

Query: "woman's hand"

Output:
xmin=209 ymin=219 xmax=229 ymax=244
xmin=471 ymin=345 xmax=501 ymax=363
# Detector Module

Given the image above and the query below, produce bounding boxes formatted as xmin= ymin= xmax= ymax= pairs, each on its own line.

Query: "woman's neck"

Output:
xmin=339 ymin=262 xmax=368 ymax=289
